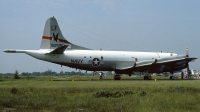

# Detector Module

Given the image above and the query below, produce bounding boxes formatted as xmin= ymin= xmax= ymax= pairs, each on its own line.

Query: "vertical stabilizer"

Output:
xmin=40 ymin=17 xmax=90 ymax=51
xmin=40 ymin=17 xmax=71 ymax=50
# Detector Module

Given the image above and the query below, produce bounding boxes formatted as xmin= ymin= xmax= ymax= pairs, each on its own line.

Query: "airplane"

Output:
xmin=4 ymin=17 xmax=198 ymax=80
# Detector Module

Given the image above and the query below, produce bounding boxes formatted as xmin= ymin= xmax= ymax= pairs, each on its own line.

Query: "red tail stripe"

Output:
xmin=42 ymin=36 xmax=70 ymax=44
xmin=42 ymin=36 xmax=52 ymax=40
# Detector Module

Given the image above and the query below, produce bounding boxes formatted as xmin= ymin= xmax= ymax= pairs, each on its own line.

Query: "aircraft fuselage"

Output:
xmin=19 ymin=50 xmax=187 ymax=74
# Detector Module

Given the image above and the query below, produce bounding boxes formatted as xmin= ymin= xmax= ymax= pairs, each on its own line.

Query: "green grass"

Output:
xmin=0 ymin=76 xmax=200 ymax=111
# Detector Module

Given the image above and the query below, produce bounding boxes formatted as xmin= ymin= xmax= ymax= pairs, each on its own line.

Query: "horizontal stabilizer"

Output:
xmin=4 ymin=49 xmax=25 ymax=53
xmin=47 ymin=45 xmax=68 ymax=54
xmin=4 ymin=49 xmax=16 ymax=53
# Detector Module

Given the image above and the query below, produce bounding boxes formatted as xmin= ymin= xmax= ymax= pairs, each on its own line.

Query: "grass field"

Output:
xmin=0 ymin=75 xmax=200 ymax=112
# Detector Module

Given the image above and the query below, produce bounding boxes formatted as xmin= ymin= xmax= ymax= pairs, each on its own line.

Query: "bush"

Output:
xmin=138 ymin=90 xmax=147 ymax=96
xmin=14 ymin=70 xmax=20 ymax=79
xmin=93 ymin=90 xmax=134 ymax=98
xmin=10 ymin=87 xmax=18 ymax=94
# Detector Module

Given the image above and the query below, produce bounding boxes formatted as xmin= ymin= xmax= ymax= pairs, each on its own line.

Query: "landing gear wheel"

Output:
xmin=144 ymin=76 xmax=151 ymax=80
xmin=148 ymin=75 xmax=152 ymax=80
xmin=114 ymin=74 xmax=121 ymax=80
xmin=170 ymin=76 xmax=174 ymax=80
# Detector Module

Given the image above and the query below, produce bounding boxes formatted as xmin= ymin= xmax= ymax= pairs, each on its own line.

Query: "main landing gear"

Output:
xmin=169 ymin=76 xmax=174 ymax=80
xmin=143 ymin=72 xmax=151 ymax=80
xmin=114 ymin=74 xmax=121 ymax=80
xmin=144 ymin=75 xmax=152 ymax=80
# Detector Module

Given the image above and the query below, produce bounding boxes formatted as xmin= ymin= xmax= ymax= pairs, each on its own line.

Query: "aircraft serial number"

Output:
xmin=51 ymin=44 xmax=63 ymax=47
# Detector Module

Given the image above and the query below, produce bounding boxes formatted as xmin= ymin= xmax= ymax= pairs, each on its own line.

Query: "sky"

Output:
xmin=0 ymin=0 xmax=200 ymax=73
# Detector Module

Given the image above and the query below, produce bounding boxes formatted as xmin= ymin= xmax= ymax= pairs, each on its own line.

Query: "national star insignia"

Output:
xmin=92 ymin=58 xmax=100 ymax=66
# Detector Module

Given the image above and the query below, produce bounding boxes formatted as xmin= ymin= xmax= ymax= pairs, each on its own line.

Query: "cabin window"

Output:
xmin=135 ymin=58 xmax=138 ymax=62
xmin=101 ymin=56 xmax=103 ymax=60
xmin=84 ymin=56 xmax=86 ymax=58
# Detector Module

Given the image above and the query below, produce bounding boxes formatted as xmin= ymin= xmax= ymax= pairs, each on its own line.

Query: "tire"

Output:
xmin=170 ymin=76 xmax=174 ymax=80
xmin=114 ymin=75 xmax=121 ymax=80
xmin=148 ymin=76 xmax=152 ymax=80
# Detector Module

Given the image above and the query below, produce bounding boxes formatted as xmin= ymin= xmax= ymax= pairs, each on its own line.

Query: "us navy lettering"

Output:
xmin=71 ymin=59 xmax=83 ymax=64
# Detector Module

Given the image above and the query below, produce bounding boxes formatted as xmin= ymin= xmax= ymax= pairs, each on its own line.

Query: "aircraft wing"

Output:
xmin=116 ymin=55 xmax=197 ymax=71
xmin=153 ymin=56 xmax=197 ymax=65
xmin=115 ymin=62 xmax=135 ymax=70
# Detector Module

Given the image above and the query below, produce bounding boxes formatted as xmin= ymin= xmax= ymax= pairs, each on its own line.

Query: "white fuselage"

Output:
xmin=23 ymin=49 xmax=180 ymax=73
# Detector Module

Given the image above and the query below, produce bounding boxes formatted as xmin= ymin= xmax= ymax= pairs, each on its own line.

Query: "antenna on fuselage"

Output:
xmin=186 ymin=48 xmax=189 ymax=57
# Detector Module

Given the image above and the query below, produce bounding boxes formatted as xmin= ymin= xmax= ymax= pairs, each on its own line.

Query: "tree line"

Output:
xmin=0 ymin=70 xmax=114 ymax=76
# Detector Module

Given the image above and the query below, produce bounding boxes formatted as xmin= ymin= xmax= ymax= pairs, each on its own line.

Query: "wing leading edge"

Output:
xmin=116 ymin=55 xmax=197 ymax=71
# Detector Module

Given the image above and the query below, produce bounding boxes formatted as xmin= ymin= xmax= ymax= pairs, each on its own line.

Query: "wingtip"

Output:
xmin=3 ymin=49 xmax=8 ymax=52
xmin=3 ymin=49 xmax=16 ymax=53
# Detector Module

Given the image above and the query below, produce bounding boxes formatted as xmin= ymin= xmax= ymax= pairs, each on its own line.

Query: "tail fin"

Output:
xmin=40 ymin=17 xmax=70 ymax=50
xmin=40 ymin=17 xmax=90 ymax=51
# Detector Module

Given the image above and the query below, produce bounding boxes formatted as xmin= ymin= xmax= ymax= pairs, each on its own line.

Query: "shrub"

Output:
xmin=93 ymin=90 xmax=134 ymax=98
xmin=10 ymin=87 xmax=18 ymax=94
xmin=14 ymin=70 xmax=20 ymax=79
xmin=138 ymin=90 xmax=147 ymax=96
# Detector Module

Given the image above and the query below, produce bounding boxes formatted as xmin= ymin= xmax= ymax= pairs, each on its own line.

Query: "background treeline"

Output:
xmin=0 ymin=70 xmax=114 ymax=76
